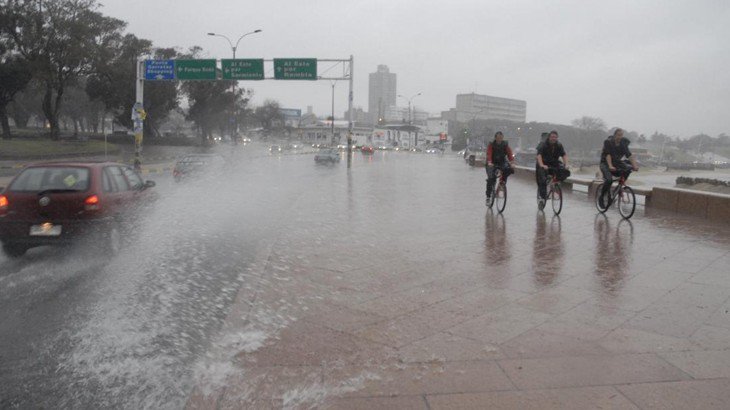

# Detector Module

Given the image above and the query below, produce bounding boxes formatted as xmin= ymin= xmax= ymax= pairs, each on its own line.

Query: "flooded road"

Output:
xmin=1 ymin=148 xmax=729 ymax=408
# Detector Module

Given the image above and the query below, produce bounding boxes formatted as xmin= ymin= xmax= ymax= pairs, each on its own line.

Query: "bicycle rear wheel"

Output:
xmin=551 ymin=184 xmax=563 ymax=215
xmin=618 ymin=185 xmax=636 ymax=219
xmin=595 ymin=183 xmax=609 ymax=213
xmin=495 ymin=182 xmax=507 ymax=213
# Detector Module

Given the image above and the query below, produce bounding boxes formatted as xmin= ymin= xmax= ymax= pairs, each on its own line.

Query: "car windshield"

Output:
xmin=9 ymin=166 xmax=90 ymax=192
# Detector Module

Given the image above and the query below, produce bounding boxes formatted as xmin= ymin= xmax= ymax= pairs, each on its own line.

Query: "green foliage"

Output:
xmin=1 ymin=0 xmax=126 ymax=139
xmin=0 ymin=54 xmax=32 ymax=138
xmin=86 ymin=34 xmax=154 ymax=129
xmin=254 ymin=100 xmax=284 ymax=132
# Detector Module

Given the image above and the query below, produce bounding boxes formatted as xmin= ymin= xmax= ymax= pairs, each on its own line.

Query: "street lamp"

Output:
xmin=207 ymin=29 xmax=262 ymax=142
xmin=398 ymin=92 xmax=422 ymax=148
xmin=207 ymin=29 xmax=262 ymax=59
xmin=397 ymin=92 xmax=422 ymax=125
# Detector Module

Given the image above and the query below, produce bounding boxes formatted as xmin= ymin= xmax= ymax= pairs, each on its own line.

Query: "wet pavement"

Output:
xmin=1 ymin=147 xmax=729 ymax=409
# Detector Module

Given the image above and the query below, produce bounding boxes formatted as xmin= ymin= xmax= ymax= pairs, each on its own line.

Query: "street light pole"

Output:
xmin=207 ymin=29 xmax=262 ymax=143
xmin=398 ymin=92 xmax=422 ymax=148
xmin=331 ymin=81 xmax=336 ymax=146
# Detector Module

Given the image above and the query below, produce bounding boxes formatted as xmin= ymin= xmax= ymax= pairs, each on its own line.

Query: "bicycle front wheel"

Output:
xmin=595 ymin=183 xmax=608 ymax=213
xmin=495 ymin=182 xmax=507 ymax=213
xmin=618 ymin=185 xmax=636 ymax=219
xmin=551 ymin=184 xmax=563 ymax=215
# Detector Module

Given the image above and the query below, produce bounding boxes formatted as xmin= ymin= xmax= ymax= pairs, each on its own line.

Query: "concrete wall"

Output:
xmin=648 ymin=187 xmax=730 ymax=221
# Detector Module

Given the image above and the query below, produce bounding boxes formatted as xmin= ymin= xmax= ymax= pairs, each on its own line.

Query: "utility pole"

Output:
xmin=347 ymin=55 xmax=354 ymax=168
xmin=398 ymin=92 xmax=421 ymax=149
xmin=331 ymin=81 xmax=336 ymax=146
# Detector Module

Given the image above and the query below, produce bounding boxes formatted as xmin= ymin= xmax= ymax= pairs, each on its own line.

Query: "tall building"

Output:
xmin=442 ymin=93 xmax=526 ymax=123
xmin=368 ymin=65 xmax=397 ymax=124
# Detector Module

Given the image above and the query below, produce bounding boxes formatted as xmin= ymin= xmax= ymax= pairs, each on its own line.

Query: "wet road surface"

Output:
xmin=2 ymin=148 xmax=729 ymax=409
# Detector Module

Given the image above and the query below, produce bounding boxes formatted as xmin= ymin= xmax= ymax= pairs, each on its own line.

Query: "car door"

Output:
xmin=103 ymin=166 xmax=130 ymax=217
xmin=120 ymin=166 xmax=150 ymax=210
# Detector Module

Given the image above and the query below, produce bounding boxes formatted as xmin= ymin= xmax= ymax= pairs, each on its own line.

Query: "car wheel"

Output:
xmin=2 ymin=243 xmax=28 ymax=258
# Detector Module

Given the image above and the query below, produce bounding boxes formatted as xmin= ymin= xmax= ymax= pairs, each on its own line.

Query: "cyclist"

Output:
xmin=536 ymin=130 xmax=570 ymax=207
xmin=598 ymin=128 xmax=639 ymax=208
xmin=486 ymin=131 xmax=515 ymax=203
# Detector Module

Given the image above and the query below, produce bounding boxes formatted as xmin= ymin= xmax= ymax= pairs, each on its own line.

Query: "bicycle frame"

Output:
xmin=488 ymin=167 xmax=507 ymax=196
xmin=606 ymin=174 xmax=628 ymax=206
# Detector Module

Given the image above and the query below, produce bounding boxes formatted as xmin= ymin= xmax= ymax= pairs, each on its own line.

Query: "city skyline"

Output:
xmin=99 ymin=0 xmax=730 ymax=137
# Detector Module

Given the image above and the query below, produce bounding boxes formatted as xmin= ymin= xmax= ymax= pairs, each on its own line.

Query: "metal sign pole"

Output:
xmin=347 ymin=55 xmax=354 ymax=168
xmin=133 ymin=59 xmax=145 ymax=171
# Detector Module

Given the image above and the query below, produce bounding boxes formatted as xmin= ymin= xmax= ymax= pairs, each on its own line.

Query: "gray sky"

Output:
xmin=101 ymin=0 xmax=730 ymax=137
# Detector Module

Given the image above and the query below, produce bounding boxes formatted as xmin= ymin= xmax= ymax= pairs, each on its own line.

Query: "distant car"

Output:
xmin=173 ymin=154 xmax=226 ymax=182
xmin=425 ymin=147 xmax=441 ymax=154
xmin=464 ymin=147 xmax=486 ymax=166
xmin=314 ymin=148 xmax=341 ymax=164
xmin=361 ymin=146 xmax=375 ymax=154
xmin=241 ymin=137 xmax=251 ymax=143
xmin=269 ymin=145 xmax=282 ymax=153
xmin=0 ymin=162 xmax=156 ymax=257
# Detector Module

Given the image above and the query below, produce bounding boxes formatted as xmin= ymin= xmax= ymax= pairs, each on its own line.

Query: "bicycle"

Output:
xmin=486 ymin=166 xmax=508 ymax=213
xmin=537 ymin=168 xmax=563 ymax=215
xmin=595 ymin=167 xmax=636 ymax=219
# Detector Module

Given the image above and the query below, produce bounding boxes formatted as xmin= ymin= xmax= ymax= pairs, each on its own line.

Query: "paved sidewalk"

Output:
xmin=185 ymin=155 xmax=730 ymax=409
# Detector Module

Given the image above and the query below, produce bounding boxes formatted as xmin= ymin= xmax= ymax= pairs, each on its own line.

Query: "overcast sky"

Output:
xmin=100 ymin=0 xmax=729 ymax=137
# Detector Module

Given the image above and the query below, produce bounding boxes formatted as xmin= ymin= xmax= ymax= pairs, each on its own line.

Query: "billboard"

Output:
xmin=280 ymin=108 xmax=302 ymax=118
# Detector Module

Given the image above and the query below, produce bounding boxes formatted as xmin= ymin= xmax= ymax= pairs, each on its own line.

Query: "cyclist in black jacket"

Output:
xmin=598 ymin=128 xmax=639 ymax=207
xmin=536 ymin=130 xmax=570 ymax=206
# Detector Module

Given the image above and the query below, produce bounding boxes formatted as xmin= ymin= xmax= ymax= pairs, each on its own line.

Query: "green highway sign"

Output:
xmin=274 ymin=58 xmax=317 ymax=80
xmin=175 ymin=59 xmax=217 ymax=80
xmin=221 ymin=59 xmax=264 ymax=80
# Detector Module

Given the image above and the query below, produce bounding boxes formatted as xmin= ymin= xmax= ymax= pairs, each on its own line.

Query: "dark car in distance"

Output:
xmin=0 ymin=162 xmax=156 ymax=257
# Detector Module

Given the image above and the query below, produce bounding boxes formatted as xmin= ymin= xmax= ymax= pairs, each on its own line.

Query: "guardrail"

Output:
xmin=512 ymin=165 xmax=729 ymax=222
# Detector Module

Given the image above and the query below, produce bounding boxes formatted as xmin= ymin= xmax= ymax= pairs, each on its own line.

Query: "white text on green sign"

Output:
xmin=274 ymin=58 xmax=317 ymax=80
xmin=175 ymin=60 xmax=217 ymax=80
xmin=221 ymin=59 xmax=264 ymax=80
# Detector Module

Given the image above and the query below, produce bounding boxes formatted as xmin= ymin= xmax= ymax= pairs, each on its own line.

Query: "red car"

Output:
xmin=360 ymin=146 xmax=375 ymax=154
xmin=0 ymin=162 xmax=156 ymax=257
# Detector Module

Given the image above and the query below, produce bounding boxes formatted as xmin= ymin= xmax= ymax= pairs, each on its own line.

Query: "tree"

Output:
xmin=183 ymin=80 xmax=233 ymax=142
xmin=0 ymin=53 xmax=31 ymax=138
xmin=141 ymin=48 xmax=180 ymax=138
xmin=9 ymin=80 xmax=45 ymax=128
xmin=571 ymin=116 xmax=606 ymax=132
xmin=86 ymin=33 xmax=159 ymax=133
xmin=2 ymin=0 xmax=126 ymax=139
xmin=571 ymin=116 xmax=607 ymax=153
xmin=254 ymin=100 xmax=284 ymax=133
xmin=178 ymin=46 xmax=250 ymax=143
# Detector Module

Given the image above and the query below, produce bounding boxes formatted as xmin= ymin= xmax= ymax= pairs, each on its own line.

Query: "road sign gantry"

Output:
xmin=136 ymin=56 xmax=355 ymax=165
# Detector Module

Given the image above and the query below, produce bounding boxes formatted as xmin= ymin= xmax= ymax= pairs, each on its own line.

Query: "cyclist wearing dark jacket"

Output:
xmin=599 ymin=128 xmax=639 ymax=206
xmin=536 ymin=130 xmax=570 ymax=202
xmin=485 ymin=131 xmax=515 ymax=201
